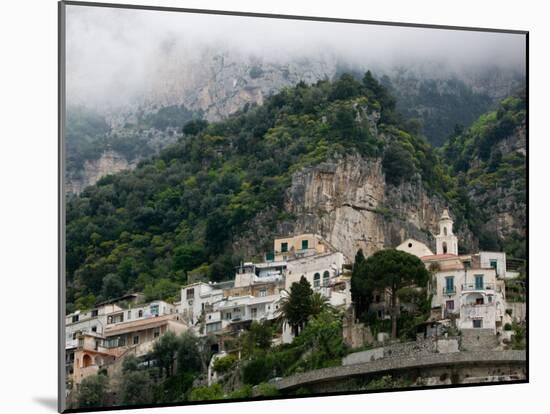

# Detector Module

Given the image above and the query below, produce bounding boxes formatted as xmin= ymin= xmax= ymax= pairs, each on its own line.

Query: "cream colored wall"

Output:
xmin=396 ymin=239 xmax=434 ymax=258
xmin=274 ymin=234 xmax=326 ymax=259
xmin=285 ymin=252 xmax=345 ymax=290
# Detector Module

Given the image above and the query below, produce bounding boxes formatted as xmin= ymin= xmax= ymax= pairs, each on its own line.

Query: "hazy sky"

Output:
xmin=65 ymin=4 xmax=526 ymax=107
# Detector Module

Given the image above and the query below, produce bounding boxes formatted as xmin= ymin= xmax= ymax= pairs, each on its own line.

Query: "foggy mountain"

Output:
xmin=64 ymin=5 xmax=525 ymax=192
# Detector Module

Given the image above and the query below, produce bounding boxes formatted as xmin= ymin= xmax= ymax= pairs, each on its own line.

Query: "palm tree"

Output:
xmin=310 ymin=292 xmax=334 ymax=317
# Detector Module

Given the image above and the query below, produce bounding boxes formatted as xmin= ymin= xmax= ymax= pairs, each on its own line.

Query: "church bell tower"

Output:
xmin=435 ymin=209 xmax=458 ymax=255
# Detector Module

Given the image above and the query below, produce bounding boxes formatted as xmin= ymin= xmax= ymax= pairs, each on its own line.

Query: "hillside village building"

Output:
xmin=65 ymin=233 xmax=351 ymax=392
xmin=397 ymin=209 xmax=514 ymax=334
xmin=65 ymin=298 xmax=186 ymax=390
xmin=65 ymin=225 xmax=521 ymax=395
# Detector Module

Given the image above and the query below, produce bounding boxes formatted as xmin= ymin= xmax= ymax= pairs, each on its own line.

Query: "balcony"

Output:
xmin=442 ymin=287 xmax=456 ymax=295
xmin=461 ymin=283 xmax=495 ymax=292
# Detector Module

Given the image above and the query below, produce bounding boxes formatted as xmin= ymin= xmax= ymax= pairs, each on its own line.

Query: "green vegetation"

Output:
xmin=66 ymin=104 xmax=198 ymax=181
xmin=365 ymin=375 xmax=411 ymax=390
xmin=213 ymin=355 xmax=238 ymax=374
xmin=441 ymin=90 xmax=526 ymax=257
xmin=67 ymin=72 xmax=451 ymax=312
xmin=188 ymin=384 xmax=225 ymax=401
xmin=511 ymin=321 xmax=526 ymax=350
xmin=351 ymin=249 xmax=430 ymax=338
xmin=76 ymin=374 xmax=108 ymax=409
xmin=392 ymin=77 xmax=494 ymax=147
xmin=505 ymin=274 xmax=527 ymax=303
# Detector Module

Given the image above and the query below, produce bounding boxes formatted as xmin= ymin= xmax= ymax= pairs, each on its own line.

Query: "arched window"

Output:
xmin=442 ymin=242 xmax=448 ymax=254
xmin=82 ymin=354 xmax=93 ymax=368
xmin=323 ymin=271 xmax=330 ymax=286
xmin=313 ymin=273 xmax=320 ymax=288
xmin=444 ymin=227 xmax=448 ymax=236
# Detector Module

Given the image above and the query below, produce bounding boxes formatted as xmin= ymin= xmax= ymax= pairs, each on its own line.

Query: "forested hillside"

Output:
xmin=442 ymin=90 xmax=527 ymax=257
xmin=66 ymin=72 xmax=451 ymax=312
xmin=65 ymin=73 xmax=526 ymax=313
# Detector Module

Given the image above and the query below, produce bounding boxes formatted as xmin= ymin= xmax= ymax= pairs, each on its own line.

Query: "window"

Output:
xmin=446 ymin=300 xmax=454 ymax=310
xmin=463 ymin=260 xmax=472 ymax=269
xmin=317 ymin=274 xmax=325 ymax=288
xmin=233 ymin=307 xmax=241 ymax=313
xmin=154 ymin=329 xmax=160 ymax=338
xmin=323 ymin=271 xmax=330 ymax=286
xmin=91 ymin=326 xmax=97 ymax=333
xmin=442 ymin=241 xmax=448 ymax=254
xmin=186 ymin=288 xmax=194 ymax=300
xmin=206 ymin=322 xmax=222 ymax=333
xmin=107 ymin=313 xmax=124 ymax=324
xmin=476 ymin=297 xmax=485 ymax=305
xmin=475 ymin=275 xmax=484 ymax=290
xmin=72 ymin=315 xmax=79 ymax=323
xmin=473 ymin=319 xmax=482 ymax=328
xmin=251 ymin=308 xmax=257 ymax=318
xmin=127 ymin=311 xmax=132 ymax=320
xmin=281 ymin=242 xmax=288 ymax=253
xmin=490 ymin=260 xmax=498 ymax=270
xmin=444 ymin=276 xmax=455 ymax=294
xmin=375 ymin=295 xmax=381 ymax=303
xmin=133 ymin=336 xmax=139 ymax=345
xmin=301 ymin=239 xmax=309 ymax=250
xmin=488 ymin=295 xmax=493 ymax=303
xmin=225 ymin=312 xmax=232 ymax=320
xmin=91 ymin=309 xmax=98 ymax=317
xmin=259 ymin=288 xmax=267 ymax=297
xmin=138 ymin=310 xmax=143 ymax=318
xmin=150 ymin=304 xmax=159 ymax=316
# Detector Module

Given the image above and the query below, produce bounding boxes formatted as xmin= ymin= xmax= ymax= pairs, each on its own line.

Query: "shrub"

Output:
xmin=188 ymin=384 xmax=224 ymax=401
xmin=213 ymin=354 xmax=237 ymax=374
xmin=256 ymin=382 xmax=280 ymax=397
xmin=77 ymin=374 xmax=108 ymax=409
xmin=227 ymin=385 xmax=253 ymax=399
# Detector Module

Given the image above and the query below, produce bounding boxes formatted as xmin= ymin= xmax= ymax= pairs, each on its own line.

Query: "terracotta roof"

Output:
xmin=104 ymin=314 xmax=183 ymax=336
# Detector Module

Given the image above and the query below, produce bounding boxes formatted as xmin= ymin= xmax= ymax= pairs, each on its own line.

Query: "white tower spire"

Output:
xmin=435 ymin=209 xmax=458 ymax=255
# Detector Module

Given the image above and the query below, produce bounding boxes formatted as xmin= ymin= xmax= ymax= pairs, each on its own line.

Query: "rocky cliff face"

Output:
xmin=66 ymin=150 xmax=136 ymax=194
xmin=105 ymin=51 xmax=338 ymax=127
xmin=234 ymin=153 xmax=476 ymax=262
xmin=67 ymin=53 xmax=338 ymax=193
xmin=283 ymin=154 xmax=476 ymax=260
xmin=468 ymin=124 xmax=527 ymax=243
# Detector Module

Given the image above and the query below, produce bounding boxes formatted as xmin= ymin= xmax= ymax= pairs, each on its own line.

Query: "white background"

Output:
xmin=0 ymin=0 xmax=545 ymax=412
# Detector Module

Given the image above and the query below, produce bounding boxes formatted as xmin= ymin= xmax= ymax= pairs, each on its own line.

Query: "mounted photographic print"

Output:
xmin=58 ymin=1 xmax=528 ymax=412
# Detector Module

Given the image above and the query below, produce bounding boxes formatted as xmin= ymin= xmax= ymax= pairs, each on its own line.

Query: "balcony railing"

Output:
xmin=461 ymin=283 xmax=495 ymax=292
xmin=442 ymin=287 xmax=456 ymax=295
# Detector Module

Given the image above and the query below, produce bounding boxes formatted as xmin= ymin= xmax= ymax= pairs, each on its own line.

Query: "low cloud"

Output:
xmin=65 ymin=4 xmax=526 ymax=108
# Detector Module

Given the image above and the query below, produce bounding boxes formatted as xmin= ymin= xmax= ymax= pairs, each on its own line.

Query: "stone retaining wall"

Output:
xmin=276 ymin=350 xmax=526 ymax=390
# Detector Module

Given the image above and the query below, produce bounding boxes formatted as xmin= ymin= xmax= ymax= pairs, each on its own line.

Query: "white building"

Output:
xmin=285 ymin=250 xmax=346 ymax=293
xmin=403 ymin=209 xmax=510 ymax=334
xmin=178 ymin=282 xmax=225 ymax=326
xmin=396 ymin=238 xmax=434 ymax=258
xmin=65 ymin=304 xmax=122 ymax=349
